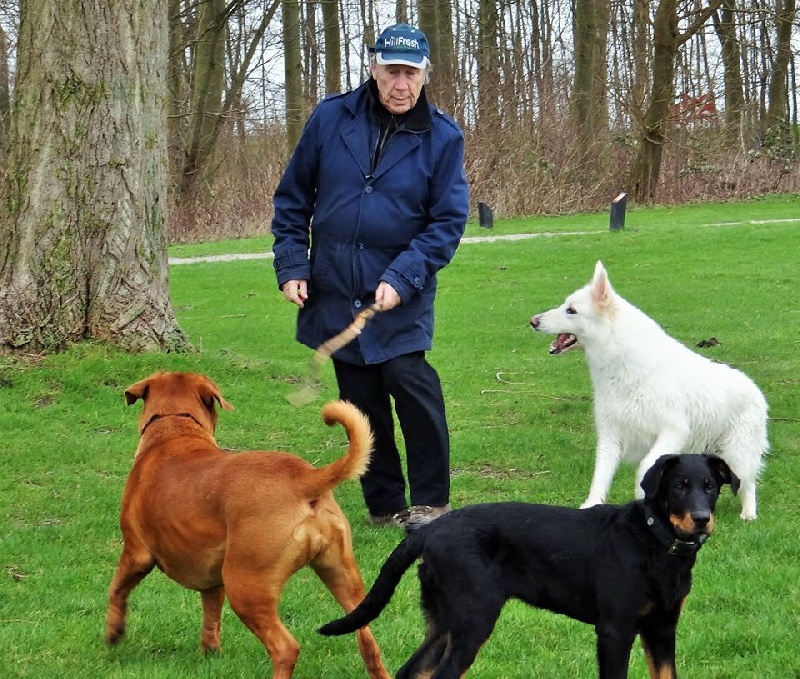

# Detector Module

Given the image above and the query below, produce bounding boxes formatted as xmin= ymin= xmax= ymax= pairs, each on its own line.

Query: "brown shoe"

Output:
xmin=405 ymin=504 xmax=451 ymax=532
xmin=369 ymin=508 xmax=410 ymax=528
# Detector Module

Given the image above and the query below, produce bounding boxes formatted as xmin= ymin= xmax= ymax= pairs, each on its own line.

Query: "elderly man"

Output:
xmin=272 ymin=24 xmax=469 ymax=532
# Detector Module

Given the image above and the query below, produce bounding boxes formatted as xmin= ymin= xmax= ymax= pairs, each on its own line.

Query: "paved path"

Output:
xmin=168 ymin=217 xmax=800 ymax=265
xmin=168 ymin=230 xmax=594 ymax=265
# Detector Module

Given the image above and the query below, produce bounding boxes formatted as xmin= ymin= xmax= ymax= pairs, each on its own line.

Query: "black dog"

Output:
xmin=320 ymin=454 xmax=738 ymax=678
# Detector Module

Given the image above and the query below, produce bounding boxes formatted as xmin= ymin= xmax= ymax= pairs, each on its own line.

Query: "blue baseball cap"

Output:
xmin=369 ymin=23 xmax=430 ymax=69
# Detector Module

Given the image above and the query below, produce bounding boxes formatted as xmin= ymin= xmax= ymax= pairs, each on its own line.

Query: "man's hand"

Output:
xmin=281 ymin=279 xmax=308 ymax=307
xmin=375 ymin=281 xmax=401 ymax=311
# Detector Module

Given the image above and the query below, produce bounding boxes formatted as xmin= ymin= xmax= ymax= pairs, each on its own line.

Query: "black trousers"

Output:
xmin=332 ymin=352 xmax=450 ymax=516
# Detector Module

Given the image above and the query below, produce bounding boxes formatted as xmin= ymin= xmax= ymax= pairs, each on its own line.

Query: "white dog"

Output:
xmin=530 ymin=261 xmax=768 ymax=520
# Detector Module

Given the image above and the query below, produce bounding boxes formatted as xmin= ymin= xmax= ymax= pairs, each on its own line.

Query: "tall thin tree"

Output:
xmin=712 ymin=0 xmax=745 ymax=145
xmin=765 ymin=0 xmax=796 ymax=137
xmin=630 ymin=0 xmax=723 ymax=201
xmin=321 ymin=0 xmax=342 ymax=95
xmin=572 ymin=0 xmax=610 ymax=159
xmin=477 ymin=0 xmax=500 ymax=127
xmin=181 ymin=0 xmax=227 ymax=197
xmin=283 ymin=0 xmax=304 ymax=150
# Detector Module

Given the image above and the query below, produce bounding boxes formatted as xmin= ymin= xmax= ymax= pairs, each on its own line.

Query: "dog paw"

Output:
xmin=105 ymin=623 xmax=126 ymax=646
xmin=580 ymin=498 xmax=605 ymax=509
xmin=201 ymin=636 xmax=221 ymax=655
xmin=739 ymin=510 xmax=757 ymax=521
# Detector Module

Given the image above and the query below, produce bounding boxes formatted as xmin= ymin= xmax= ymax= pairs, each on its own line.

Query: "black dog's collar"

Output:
xmin=644 ymin=506 xmax=709 ymax=557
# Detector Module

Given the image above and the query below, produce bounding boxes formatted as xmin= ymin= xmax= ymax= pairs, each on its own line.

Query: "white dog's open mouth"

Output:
xmin=549 ymin=333 xmax=579 ymax=355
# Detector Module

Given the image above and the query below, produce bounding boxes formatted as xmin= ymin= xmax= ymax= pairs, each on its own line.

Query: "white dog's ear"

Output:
xmin=591 ymin=261 xmax=612 ymax=306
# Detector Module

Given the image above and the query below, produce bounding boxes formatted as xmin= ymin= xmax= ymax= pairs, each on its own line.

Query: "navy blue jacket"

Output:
xmin=272 ymin=80 xmax=469 ymax=364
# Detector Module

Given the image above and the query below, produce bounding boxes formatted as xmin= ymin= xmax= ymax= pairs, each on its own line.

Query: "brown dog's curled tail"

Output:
xmin=308 ymin=401 xmax=374 ymax=494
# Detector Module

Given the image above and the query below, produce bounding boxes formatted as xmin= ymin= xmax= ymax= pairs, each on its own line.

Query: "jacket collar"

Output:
xmin=365 ymin=77 xmax=432 ymax=132
xmin=339 ymin=80 xmax=430 ymax=180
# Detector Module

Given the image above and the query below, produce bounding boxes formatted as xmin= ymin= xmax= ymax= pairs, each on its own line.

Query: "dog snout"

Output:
xmin=690 ymin=510 xmax=712 ymax=529
xmin=530 ymin=315 xmax=541 ymax=330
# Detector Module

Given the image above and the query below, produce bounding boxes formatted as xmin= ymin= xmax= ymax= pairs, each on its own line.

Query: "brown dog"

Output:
xmin=105 ymin=371 xmax=389 ymax=679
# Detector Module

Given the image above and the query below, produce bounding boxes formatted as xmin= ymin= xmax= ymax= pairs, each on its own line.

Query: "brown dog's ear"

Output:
xmin=198 ymin=377 xmax=234 ymax=412
xmin=124 ymin=378 xmax=151 ymax=405
xmin=640 ymin=454 xmax=680 ymax=500
xmin=213 ymin=392 xmax=234 ymax=412
xmin=705 ymin=455 xmax=741 ymax=496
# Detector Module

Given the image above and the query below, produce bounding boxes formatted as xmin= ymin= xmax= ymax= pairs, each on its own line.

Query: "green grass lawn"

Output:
xmin=2 ymin=196 xmax=799 ymax=677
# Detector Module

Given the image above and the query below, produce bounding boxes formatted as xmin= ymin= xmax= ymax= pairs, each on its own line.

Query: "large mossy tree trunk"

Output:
xmin=0 ymin=0 xmax=190 ymax=353
xmin=0 ymin=22 xmax=9 ymax=162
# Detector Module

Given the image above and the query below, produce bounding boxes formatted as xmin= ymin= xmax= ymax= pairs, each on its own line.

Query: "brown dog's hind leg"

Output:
xmin=225 ymin=579 xmax=300 ymax=679
xmin=311 ymin=539 xmax=391 ymax=679
xmin=353 ymin=627 xmax=390 ymax=679
xmin=200 ymin=586 xmax=225 ymax=653
xmin=105 ymin=547 xmax=156 ymax=645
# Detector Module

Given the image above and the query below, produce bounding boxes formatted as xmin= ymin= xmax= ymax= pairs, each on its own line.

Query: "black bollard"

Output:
xmin=610 ymin=193 xmax=627 ymax=230
xmin=478 ymin=202 xmax=494 ymax=229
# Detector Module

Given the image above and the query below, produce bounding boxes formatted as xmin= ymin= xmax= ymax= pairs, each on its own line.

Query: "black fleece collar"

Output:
xmin=366 ymin=77 xmax=432 ymax=132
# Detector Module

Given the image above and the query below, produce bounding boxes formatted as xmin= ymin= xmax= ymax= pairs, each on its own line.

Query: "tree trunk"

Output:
xmin=713 ymin=0 xmax=745 ymax=143
xmin=321 ymin=0 xmax=341 ymax=95
xmin=591 ymin=0 xmax=610 ymax=128
xmin=630 ymin=0 xmax=722 ymax=201
xmin=395 ymin=0 xmax=407 ymax=24
xmin=0 ymin=22 xmax=10 ymax=163
xmin=418 ymin=0 xmax=454 ymax=111
xmin=283 ymin=0 xmax=304 ymax=151
xmin=571 ymin=0 xmax=610 ymax=159
xmin=434 ymin=0 xmax=456 ymax=113
xmin=533 ymin=0 xmax=555 ymax=122
xmin=418 ymin=0 xmax=438 ymax=65
xmin=631 ymin=0 xmax=649 ymax=120
xmin=765 ymin=0 xmax=796 ymax=132
xmin=302 ymin=1 xmax=319 ymax=107
xmin=181 ymin=0 xmax=227 ymax=197
xmin=630 ymin=0 xmax=678 ymax=202
xmin=167 ymin=0 xmax=188 ymax=177
xmin=477 ymin=0 xmax=500 ymax=127
xmin=0 ymin=0 xmax=190 ymax=353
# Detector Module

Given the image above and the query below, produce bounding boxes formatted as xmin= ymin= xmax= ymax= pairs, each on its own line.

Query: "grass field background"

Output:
xmin=2 ymin=196 xmax=799 ymax=677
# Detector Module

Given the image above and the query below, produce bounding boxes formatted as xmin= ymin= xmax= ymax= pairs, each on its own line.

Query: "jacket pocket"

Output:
xmin=309 ymin=241 xmax=351 ymax=297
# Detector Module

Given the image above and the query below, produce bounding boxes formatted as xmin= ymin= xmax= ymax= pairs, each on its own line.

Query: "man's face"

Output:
xmin=371 ymin=62 xmax=425 ymax=114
